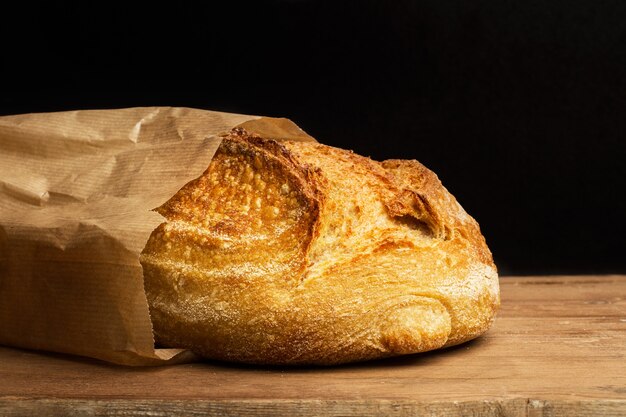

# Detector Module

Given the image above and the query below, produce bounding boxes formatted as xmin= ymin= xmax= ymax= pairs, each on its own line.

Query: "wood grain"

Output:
xmin=1 ymin=276 xmax=625 ymax=416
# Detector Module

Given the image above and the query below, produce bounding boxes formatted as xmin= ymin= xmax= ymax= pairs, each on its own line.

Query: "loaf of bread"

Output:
xmin=140 ymin=128 xmax=500 ymax=365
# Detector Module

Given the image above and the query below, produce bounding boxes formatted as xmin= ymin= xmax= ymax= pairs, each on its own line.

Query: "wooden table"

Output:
xmin=1 ymin=276 xmax=625 ymax=416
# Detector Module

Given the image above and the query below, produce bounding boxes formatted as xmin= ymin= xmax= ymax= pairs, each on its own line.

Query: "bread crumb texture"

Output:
xmin=141 ymin=128 xmax=500 ymax=365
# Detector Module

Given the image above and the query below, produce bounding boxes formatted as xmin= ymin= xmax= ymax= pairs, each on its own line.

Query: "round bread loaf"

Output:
xmin=140 ymin=128 xmax=500 ymax=365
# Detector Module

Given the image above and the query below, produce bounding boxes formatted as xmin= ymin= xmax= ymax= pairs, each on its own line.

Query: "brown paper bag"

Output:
xmin=0 ymin=107 xmax=315 ymax=365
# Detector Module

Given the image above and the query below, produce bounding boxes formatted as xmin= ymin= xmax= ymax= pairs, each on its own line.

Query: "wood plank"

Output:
xmin=1 ymin=276 xmax=625 ymax=416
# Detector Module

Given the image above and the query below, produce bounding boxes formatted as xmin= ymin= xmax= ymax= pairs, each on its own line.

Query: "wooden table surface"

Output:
xmin=1 ymin=276 xmax=625 ymax=417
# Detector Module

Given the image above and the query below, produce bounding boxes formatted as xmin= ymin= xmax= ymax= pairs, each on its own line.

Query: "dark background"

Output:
xmin=2 ymin=1 xmax=625 ymax=276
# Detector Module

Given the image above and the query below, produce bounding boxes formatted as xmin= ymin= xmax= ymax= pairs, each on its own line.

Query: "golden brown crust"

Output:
xmin=140 ymin=128 xmax=500 ymax=365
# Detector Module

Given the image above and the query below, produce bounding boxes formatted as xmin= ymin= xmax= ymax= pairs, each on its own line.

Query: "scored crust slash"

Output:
xmin=141 ymin=127 xmax=500 ymax=365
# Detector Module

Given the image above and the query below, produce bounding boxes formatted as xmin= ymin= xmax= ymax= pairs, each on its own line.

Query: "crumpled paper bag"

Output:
xmin=0 ymin=106 xmax=315 ymax=365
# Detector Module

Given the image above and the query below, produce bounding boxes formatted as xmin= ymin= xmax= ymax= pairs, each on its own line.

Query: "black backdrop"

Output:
xmin=2 ymin=1 xmax=625 ymax=275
